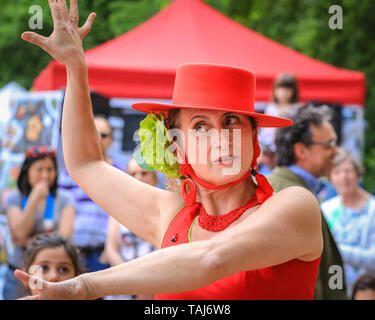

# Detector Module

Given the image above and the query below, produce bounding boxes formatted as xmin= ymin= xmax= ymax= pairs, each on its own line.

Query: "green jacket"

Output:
xmin=267 ymin=167 xmax=348 ymax=300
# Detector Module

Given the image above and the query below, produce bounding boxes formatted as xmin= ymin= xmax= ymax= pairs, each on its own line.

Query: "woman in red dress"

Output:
xmin=16 ymin=0 xmax=322 ymax=300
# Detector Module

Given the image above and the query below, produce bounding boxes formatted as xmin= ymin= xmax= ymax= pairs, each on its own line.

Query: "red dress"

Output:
xmin=155 ymin=202 xmax=321 ymax=300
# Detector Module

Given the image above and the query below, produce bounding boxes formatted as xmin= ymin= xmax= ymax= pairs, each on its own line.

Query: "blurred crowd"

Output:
xmin=0 ymin=74 xmax=375 ymax=300
xmin=0 ymin=115 xmax=158 ymax=300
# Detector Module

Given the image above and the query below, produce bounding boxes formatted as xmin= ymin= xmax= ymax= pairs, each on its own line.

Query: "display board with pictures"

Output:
xmin=0 ymin=91 xmax=64 ymax=199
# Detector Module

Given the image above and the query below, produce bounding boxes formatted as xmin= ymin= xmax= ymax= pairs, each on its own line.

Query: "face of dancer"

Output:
xmin=28 ymin=157 xmax=56 ymax=189
xmin=95 ymin=117 xmax=112 ymax=156
xmin=330 ymin=159 xmax=359 ymax=197
xmin=177 ymin=109 xmax=254 ymax=186
xmin=28 ymin=247 xmax=76 ymax=295
xmin=127 ymin=158 xmax=158 ymax=186
xmin=296 ymin=121 xmax=339 ymax=178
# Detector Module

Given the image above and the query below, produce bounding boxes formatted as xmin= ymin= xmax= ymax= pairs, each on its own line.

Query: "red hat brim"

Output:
xmin=132 ymin=102 xmax=293 ymax=128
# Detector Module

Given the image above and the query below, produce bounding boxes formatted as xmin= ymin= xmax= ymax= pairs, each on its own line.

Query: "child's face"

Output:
xmin=354 ymin=289 xmax=375 ymax=300
xmin=29 ymin=247 xmax=76 ymax=294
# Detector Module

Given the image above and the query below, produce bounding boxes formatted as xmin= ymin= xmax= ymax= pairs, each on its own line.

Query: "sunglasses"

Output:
xmin=26 ymin=146 xmax=57 ymax=159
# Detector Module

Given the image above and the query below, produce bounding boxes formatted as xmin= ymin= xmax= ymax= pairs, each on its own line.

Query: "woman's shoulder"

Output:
xmin=264 ymin=186 xmax=321 ymax=219
xmin=4 ymin=189 xmax=23 ymax=208
xmin=271 ymin=185 xmax=316 ymax=201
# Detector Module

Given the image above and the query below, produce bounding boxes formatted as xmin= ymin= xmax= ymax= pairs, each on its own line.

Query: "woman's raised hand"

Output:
xmin=29 ymin=180 xmax=50 ymax=202
xmin=21 ymin=0 xmax=96 ymax=68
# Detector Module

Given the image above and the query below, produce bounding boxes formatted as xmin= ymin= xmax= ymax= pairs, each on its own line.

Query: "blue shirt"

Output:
xmin=288 ymin=165 xmax=321 ymax=195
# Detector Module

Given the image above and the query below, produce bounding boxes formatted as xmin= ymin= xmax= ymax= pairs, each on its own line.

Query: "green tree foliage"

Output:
xmin=1 ymin=0 xmax=374 ymax=190
xmin=204 ymin=0 xmax=375 ymax=191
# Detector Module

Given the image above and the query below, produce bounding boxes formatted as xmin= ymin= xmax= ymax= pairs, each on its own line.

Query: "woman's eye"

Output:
xmin=194 ymin=122 xmax=207 ymax=133
xmin=225 ymin=116 xmax=238 ymax=126
xmin=41 ymin=265 xmax=49 ymax=272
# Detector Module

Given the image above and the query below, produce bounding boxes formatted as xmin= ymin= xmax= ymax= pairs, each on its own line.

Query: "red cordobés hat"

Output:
xmin=132 ymin=63 xmax=293 ymax=206
xmin=132 ymin=63 xmax=293 ymax=128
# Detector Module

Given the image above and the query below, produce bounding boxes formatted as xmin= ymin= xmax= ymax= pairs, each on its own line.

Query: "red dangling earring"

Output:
xmin=179 ymin=163 xmax=197 ymax=206
xmin=181 ymin=176 xmax=197 ymax=206
xmin=251 ymin=129 xmax=274 ymax=203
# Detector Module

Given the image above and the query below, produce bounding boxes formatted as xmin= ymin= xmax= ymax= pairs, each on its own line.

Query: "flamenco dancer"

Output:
xmin=16 ymin=0 xmax=323 ymax=299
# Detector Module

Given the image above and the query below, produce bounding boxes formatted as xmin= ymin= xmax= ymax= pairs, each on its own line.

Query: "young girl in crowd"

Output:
xmin=3 ymin=145 xmax=75 ymax=299
xmin=351 ymin=274 xmax=375 ymax=300
xmin=20 ymin=233 xmax=83 ymax=297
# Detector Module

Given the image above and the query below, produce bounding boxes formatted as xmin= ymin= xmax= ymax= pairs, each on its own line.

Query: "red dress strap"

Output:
xmin=161 ymin=202 xmax=201 ymax=248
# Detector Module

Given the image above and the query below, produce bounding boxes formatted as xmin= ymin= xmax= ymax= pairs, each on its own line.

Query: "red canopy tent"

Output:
xmin=33 ymin=0 xmax=366 ymax=106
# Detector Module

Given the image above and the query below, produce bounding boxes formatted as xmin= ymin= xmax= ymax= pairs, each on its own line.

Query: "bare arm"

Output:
xmin=6 ymin=181 xmax=50 ymax=246
xmin=15 ymin=186 xmax=323 ymax=299
xmin=21 ymin=0 xmax=180 ymax=246
xmin=83 ymin=187 xmax=323 ymax=298
xmin=104 ymin=217 xmax=125 ymax=266
xmin=7 ymin=206 xmax=37 ymax=247
xmin=57 ymin=205 xmax=75 ymax=239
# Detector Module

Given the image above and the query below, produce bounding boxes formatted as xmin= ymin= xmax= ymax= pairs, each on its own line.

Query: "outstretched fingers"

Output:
xmin=79 ymin=12 xmax=96 ymax=39
xmin=21 ymin=32 xmax=48 ymax=50
xmin=14 ymin=269 xmax=47 ymax=292
xmin=58 ymin=0 xmax=69 ymax=12
xmin=14 ymin=269 xmax=31 ymax=286
xmin=48 ymin=0 xmax=62 ymax=25
xmin=70 ymin=0 xmax=79 ymax=25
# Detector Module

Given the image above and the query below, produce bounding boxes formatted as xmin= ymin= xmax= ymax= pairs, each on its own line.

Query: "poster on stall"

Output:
xmin=0 ymin=90 xmax=64 ymax=202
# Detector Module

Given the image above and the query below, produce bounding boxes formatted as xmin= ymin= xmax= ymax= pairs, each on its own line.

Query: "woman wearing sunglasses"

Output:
xmin=3 ymin=145 xmax=75 ymax=299
xmin=17 ymin=0 xmax=323 ymax=299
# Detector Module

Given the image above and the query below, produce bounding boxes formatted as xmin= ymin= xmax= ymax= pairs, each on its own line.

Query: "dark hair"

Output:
xmin=21 ymin=233 xmax=84 ymax=276
xmin=351 ymin=274 xmax=375 ymax=300
xmin=275 ymin=105 xmax=332 ymax=166
xmin=272 ymin=73 xmax=299 ymax=104
xmin=94 ymin=114 xmax=113 ymax=138
xmin=17 ymin=148 xmax=58 ymax=197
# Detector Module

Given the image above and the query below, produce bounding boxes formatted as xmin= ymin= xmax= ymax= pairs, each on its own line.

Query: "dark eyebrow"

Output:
xmin=189 ymin=114 xmax=209 ymax=124
xmin=189 ymin=112 xmax=241 ymax=124
xmin=223 ymin=112 xmax=238 ymax=117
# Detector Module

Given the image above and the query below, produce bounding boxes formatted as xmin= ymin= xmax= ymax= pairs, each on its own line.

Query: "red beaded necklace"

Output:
xmin=198 ymin=194 xmax=260 ymax=232
xmin=175 ymin=126 xmax=273 ymax=232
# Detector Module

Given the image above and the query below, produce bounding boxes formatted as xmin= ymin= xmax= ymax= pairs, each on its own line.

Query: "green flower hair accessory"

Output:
xmin=136 ymin=112 xmax=181 ymax=178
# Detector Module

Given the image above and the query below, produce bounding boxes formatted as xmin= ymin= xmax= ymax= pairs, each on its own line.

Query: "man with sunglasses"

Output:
xmin=58 ymin=116 xmax=119 ymax=275
xmin=266 ymin=105 xmax=347 ymax=300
